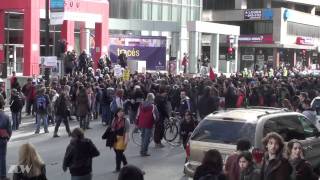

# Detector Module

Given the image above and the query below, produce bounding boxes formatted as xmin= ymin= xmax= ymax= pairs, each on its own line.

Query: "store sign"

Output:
xmin=244 ymin=10 xmax=262 ymax=20
xmin=41 ymin=56 xmax=58 ymax=67
xmin=296 ymin=37 xmax=314 ymax=46
xmin=110 ymin=35 xmax=167 ymax=71
xmin=239 ymin=35 xmax=273 ymax=44
xmin=50 ymin=0 xmax=65 ymax=25
xmin=242 ymin=55 xmax=254 ymax=61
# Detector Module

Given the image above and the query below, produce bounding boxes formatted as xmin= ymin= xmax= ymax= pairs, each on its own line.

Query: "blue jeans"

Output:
xmin=12 ymin=112 xmax=19 ymax=130
xmin=71 ymin=173 xmax=92 ymax=180
xmin=36 ymin=114 xmax=48 ymax=133
xmin=0 ymin=140 xmax=7 ymax=178
xmin=140 ymin=128 xmax=152 ymax=154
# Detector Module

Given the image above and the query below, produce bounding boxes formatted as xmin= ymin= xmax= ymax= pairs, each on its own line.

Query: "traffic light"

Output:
xmin=227 ymin=47 xmax=235 ymax=61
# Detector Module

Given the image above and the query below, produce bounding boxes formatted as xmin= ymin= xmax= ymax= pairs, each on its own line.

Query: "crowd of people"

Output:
xmin=0 ymin=53 xmax=320 ymax=180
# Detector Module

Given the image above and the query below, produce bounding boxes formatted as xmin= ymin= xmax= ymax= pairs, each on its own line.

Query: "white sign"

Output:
xmin=41 ymin=56 xmax=58 ymax=67
xmin=242 ymin=55 xmax=254 ymax=61
xmin=50 ymin=12 xmax=64 ymax=25
xmin=114 ymin=65 xmax=123 ymax=78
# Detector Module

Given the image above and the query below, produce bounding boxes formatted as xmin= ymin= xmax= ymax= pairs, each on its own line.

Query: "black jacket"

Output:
xmin=290 ymin=159 xmax=318 ymax=180
xmin=63 ymin=138 xmax=100 ymax=176
xmin=240 ymin=165 xmax=260 ymax=180
xmin=198 ymin=95 xmax=219 ymax=119
xmin=194 ymin=165 xmax=227 ymax=180
xmin=260 ymin=154 xmax=292 ymax=180
xmin=13 ymin=165 xmax=47 ymax=180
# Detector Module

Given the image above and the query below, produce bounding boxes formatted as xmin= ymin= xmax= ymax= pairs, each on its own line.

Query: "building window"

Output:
xmin=172 ymin=5 xmax=180 ymax=21
xmin=152 ymin=3 xmax=160 ymax=20
xmin=287 ymin=22 xmax=320 ymax=38
xmin=203 ymin=0 xmax=234 ymax=10
xmin=162 ymin=5 xmax=171 ymax=21
xmin=247 ymin=0 xmax=264 ymax=9
xmin=142 ymin=3 xmax=151 ymax=20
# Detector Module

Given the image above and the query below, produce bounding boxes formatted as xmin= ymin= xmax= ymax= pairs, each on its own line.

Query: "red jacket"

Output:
xmin=136 ymin=104 xmax=155 ymax=129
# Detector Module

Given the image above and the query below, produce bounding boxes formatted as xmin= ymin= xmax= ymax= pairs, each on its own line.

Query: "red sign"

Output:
xmin=238 ymin=35 xmax=273 ymax=44
xmin=296 ymin=37 xmax=314 ymax=46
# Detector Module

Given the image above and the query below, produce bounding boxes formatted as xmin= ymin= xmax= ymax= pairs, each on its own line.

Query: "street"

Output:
xmin=5 ymin=110 xmax=188 ymax=180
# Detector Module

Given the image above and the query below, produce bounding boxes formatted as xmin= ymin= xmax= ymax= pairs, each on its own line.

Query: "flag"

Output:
xmin=209 ymin=66 xmax=215 ymax=81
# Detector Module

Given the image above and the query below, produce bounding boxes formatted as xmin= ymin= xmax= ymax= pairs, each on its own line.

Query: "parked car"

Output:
xmin=184 ymin=107 xmax=320 ymax=177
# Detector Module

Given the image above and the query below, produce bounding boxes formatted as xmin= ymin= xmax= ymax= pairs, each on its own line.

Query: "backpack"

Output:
xmin=10 ymin=95 xmax=23 ymax=112
xmin=110 ymin=97 xmax=118 ymax=113
xmin=37 ymin=95 xmax=47 ymax=112
xmin=55 ymin=96 xmax=67 ymax=116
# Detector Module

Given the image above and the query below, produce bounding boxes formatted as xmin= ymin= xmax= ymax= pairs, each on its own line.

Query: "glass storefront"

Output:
xmin=240 ymin=47 xmax=273 ymax=71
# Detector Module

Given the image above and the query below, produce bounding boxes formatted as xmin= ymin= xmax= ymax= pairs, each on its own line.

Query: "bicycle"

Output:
xmin=164 ymin=112 xmax=182 ymax=147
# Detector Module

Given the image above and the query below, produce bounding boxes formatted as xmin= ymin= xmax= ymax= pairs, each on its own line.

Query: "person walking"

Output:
xmin=287 ymin=139 xmax=318 ymax=180
xmin=34 ymin=87 xmax=50 ymax=134
xmin=136 ymin=93 xmax=158 ymax=156
xmin=76 ymin=86 xmax=90 ymax=130
xmin=111 ymin=108 xmax=130 ymax=173
xmin=238 ymin=151 xmax=260 ymax=180
xmin=193 ymin=149 xmax=227 ymax=180
xmin=22 ymin=78 xmax=36 ymax=116
xmin=12 ymin=143 xmax=47 ymax=180
xmin=53 ymin=92 xmax=71 ymax=137
xmin=260 ymin=132 xmax=292 ymax=180
xmin=63 ymin=128 xmax=100 ymax=180
xmin=10 ymin=89 xmax=23 ymax=131
xmin=0 ymin=100 xmax=11 ymax=180
xmin=154 ymin=87 xmax=169 ymax=148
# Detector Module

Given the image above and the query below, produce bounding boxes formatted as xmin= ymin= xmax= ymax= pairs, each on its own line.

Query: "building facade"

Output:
xmin=0 ymin=0 xmax=109 ymax=76
xmin=109 ymin=0 xmax=202 ymax=72
xmin=203 ymin=0 xmax=320 ymax=71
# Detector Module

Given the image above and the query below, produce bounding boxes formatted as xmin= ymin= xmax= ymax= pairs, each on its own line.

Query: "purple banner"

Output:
xmin=109 ymin=36 xmax=167 ymax=70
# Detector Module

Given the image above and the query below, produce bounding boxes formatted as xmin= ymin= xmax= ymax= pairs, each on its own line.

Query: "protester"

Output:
xmin=63 ymin=128 xmax=100 ymax=180
xmin=225 ymin=139 xmax=251 ymax=180
xmin=302 ymin=99 xmax=317 ymax=126
xmin=0 ymin=100 xmax=11 ymax=180
xmin=112 ymin=108 xmax=130 ymax=172
xmin=260 ymin=132 xmax=292 ymax=180
xmin=76 ymin=86 xmax=90 ymax=130
xmin=193 ymin=149 xmax=227 ymax=180
xmin=198 ymin=86 xmax=219 ymax=119
xmin=12 ymin=143 xmax=47 ymax=180
xmin=287 ymin=139 xmax=318 ymax=180
xmin=10 ymin=89 xmax=23 ymax=131
xmin=35 ymin=87 xmax=50 ymax=134
xmin=180 ymin=110 xmax=197 ymax=150
xmin=136 ymin=93 xmax=158 ymax=156
xmin=22 ymin=78 xmax=36 ymax=116
xmin=154 ymin=87 xmax=169 ymax=148
xmin=53 ymin=91 xmax=71 ymax=137
xmin=118 ymin=165 xmax=144 ymax=180
xmin=238 ymin=151 xmax=260 ymax=180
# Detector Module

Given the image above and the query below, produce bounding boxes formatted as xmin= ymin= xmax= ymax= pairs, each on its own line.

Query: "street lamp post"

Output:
xmin=44 ymin=0 xmax=51 ymax=86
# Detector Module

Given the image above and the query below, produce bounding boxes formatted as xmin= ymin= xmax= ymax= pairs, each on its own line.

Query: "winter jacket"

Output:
xmin=155 ymin=95 xmax=170 ymax=120
xmin=76 ymin=92 xmax=90 ymax=117
xmin=289 ymin=159 xmax=318 ymax=180
xmin=136 ymin=102 xmax=158 ymax=129
xmin=0 ymin=110 xmax=12 ymax=139
xmin=179 ymin=97 xmax=191 ymax=116
xmin=63 ymin=138 xmax=100 ymax=176
xmin=239 ymin=165 xmax=260 ymax=180
xmin=193 ymin=165 xmax=227 ymax=180
xmin=225 ymin=153 xmax=240 ymax=180
xmin=260 ymin=154 xmax=292 ymax=180
xmin=198 ymin=95 xmax=219 ymax=119
xmin=10 ymin=94 xmax=23 ymax=113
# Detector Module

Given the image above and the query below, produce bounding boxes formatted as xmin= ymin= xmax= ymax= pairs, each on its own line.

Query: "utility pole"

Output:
xmin=44 ymin=0 xmax=51 ymax=86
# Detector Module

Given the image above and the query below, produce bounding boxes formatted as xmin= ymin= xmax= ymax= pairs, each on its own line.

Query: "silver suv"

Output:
xmin=184 ymin=107 xmax=320 ymax=177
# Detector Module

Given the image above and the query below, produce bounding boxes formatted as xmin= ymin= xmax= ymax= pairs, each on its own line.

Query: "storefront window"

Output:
xmin=142 ymin=3 xmax=151 ymax=20
xmin=181 ymin=7 xmax=188 ymax=25
xmin=7 ymin=30 xmax=24 ymax=44
xmin=5 ymin=13 xmax=24 ymax=29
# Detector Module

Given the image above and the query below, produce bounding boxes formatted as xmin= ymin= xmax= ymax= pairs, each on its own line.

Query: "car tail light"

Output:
xmin=252 ymin=148 xmax=264 ymax=164
xmin=186 ymin=142 xmax=190 ymax=158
